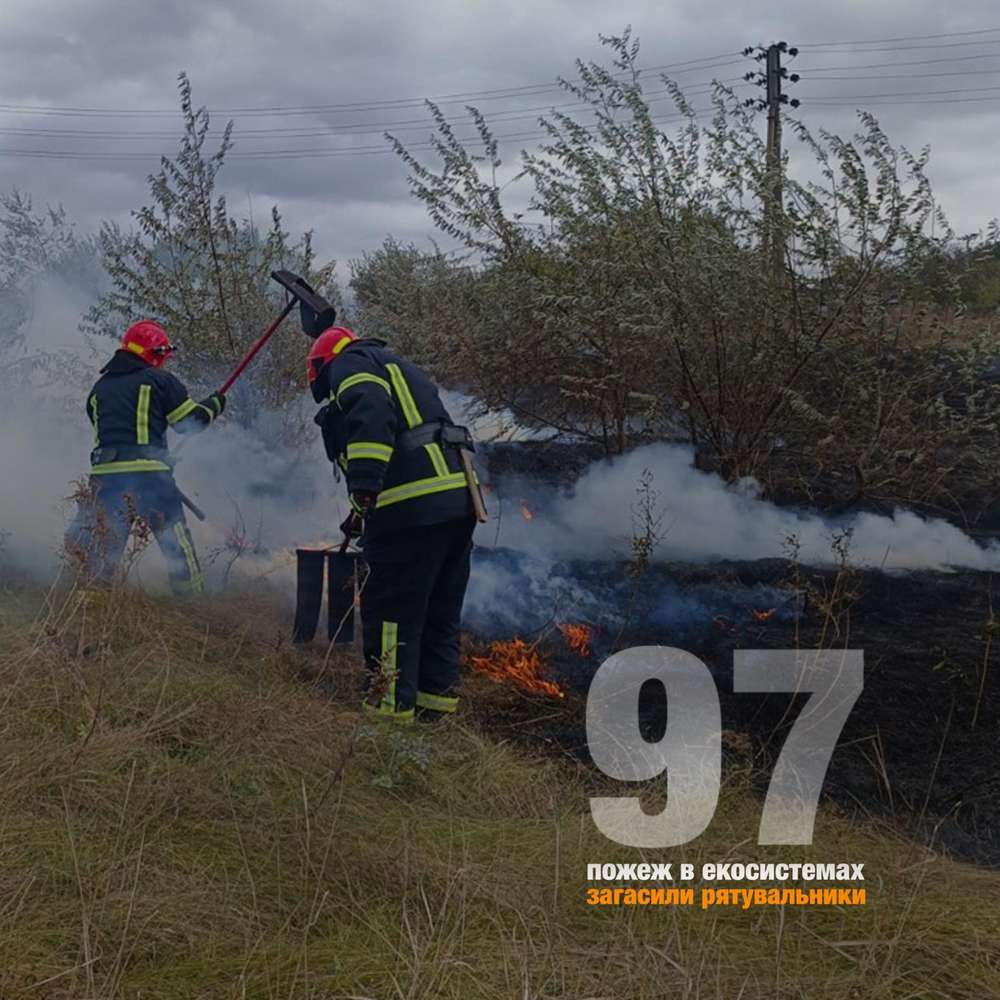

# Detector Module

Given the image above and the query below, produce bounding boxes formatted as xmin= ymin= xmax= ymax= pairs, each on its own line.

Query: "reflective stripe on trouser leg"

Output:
xmin=362 ymin=621 xmax=416 ymax=721
xmin=361 ymin=547 xmax=434 ymax=714
xmin=171 ymin=522 xmax=204 ymax=594
xmin=361 ymin=702 xmax=414 ymax=723
xmin=381 ymin=620 xmax=398 ymax=711
xmin=415 ymin=691 xmax=459 ymax=713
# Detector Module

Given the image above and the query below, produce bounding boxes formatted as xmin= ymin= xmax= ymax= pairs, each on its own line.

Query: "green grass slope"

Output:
xmin=0 ymin=581 xmax=998 ymax=999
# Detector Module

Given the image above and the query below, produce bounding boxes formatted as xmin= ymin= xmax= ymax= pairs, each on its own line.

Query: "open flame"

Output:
xmin=468 ymin=638 xmax=564 ymax=698
xmin=751 ymin=607 xmax=777 ymax=622
xmin=520 ymin=503 xmax=534 ymax=521
xmin=558 ymin=623 xmax=594 ymax=658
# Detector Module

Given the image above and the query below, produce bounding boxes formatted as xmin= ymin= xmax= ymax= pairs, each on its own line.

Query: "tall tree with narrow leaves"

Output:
xmin=84 ymin=73 xmax=341 ymax=424
xmin=372 ymin=29 xmax=1000 ymax=518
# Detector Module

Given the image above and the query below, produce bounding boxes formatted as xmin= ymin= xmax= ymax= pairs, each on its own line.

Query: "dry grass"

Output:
xmin=0 ymin=576 xmax=998 ymax=999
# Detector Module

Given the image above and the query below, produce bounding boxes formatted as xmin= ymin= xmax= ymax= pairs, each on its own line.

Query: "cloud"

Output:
xmin=3 ymin=1 xmax=998 ymax=267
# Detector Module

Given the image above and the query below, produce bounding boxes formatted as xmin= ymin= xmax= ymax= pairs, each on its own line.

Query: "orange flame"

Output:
xmin=558 ymin=623 xmax=594 ymax=658
xmin=468 ymin=638 xmax=564 ymax=698
xmin=751 ymin=608 xmax=777 ymax=622
xmin=520 ymin=503 xmax=534 ymax=521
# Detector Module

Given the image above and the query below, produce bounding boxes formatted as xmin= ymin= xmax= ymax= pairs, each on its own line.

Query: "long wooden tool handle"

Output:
xmin=218 ymin=298 xmax=296 ymax=395
xmin=459 ymin=449 xmax=489 ymax=523
xmin=177 ymin=488 xmax=206 ymax=522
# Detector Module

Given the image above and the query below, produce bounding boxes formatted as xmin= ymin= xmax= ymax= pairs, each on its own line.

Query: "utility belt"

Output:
xmin=315 ymin=407 xmax=488 ymax=522
xmin=396 ymin=419 xmax=475 ymax=455
xmin=397 ymin=420 xmax=488 ymax=524
xmin=90 ymin=445 xmax=175 ymax=469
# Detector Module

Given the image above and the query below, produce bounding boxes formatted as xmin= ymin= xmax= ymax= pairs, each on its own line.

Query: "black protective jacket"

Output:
xmin=86 ymin=351 xmax=221 ymax=475
xmin=311 ymin=339 xmax=473 ymax=540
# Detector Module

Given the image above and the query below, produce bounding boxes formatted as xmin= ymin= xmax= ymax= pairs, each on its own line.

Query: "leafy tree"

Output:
xmin=85 ymin=73 xmax=341 ymax=425
xmin=369 ymin=29 xmax=1000 ymax=518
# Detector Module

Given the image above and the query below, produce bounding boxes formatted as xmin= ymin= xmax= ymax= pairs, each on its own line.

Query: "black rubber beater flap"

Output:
xmin=270 ymin=270 xmax=337 ymax=339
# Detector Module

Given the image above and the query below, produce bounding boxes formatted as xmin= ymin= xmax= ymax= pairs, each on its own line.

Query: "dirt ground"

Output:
xmin=464 ymin=557 xmax=1000 ymax=866
xmin=471 ymin=442 xmax=1000 ymax=866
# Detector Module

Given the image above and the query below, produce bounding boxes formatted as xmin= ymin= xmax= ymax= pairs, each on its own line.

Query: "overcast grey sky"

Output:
xmin=2 ymin=0 xmax=999 ymax=272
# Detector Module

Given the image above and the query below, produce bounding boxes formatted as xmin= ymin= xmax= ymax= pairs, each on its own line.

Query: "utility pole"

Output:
xmin=744 ymin=42 xmax=800 ymax=283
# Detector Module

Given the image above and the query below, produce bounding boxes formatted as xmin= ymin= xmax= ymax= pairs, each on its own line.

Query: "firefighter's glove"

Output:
xmin=348 ymin=491 xmax=377 ymax=517
xmin=200 ymin=392 xmax=226 ymax=417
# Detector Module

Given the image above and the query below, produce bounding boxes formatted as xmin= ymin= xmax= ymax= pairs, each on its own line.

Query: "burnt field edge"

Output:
xmin=463 ymin=554 xmax=1000 ymax=867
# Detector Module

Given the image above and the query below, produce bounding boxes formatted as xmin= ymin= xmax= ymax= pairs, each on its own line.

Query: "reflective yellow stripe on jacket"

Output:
xmin=375 ymin=472 xmax=467 ymax=509
xmin=90 ymin=459 xmax=172 ymax=475
xmin=385 ymin=363 xmax=450 ymax=476
xmin=385 ymin=364 xmax=420 ymax=427
xmin=166 ymin=398 xmax=198 ymax=424
xmin=136 ymin=384 xmax=152 ymax=445
xmin=335 ymin=373 xmax=392 ymax=404
xmin=347 ymin=441 xmax=394 ymax=463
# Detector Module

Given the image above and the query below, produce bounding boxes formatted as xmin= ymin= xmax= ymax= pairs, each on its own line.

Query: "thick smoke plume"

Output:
xmin=4 ymin=276 xmax=1000 ymax=611
xmin=0 ymin=275 xmax=100 ymax=575
xmin=462 ymin=441 xmax=1000 ymax=639
xmin=482 ymin=443 xmax=1000 ymax=573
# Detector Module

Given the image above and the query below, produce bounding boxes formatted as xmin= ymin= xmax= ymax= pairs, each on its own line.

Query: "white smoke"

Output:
xmin=175 ymin=415 xmax=346 ymax=596
xmin=485 ymin=442 xmax=1000 ymax=573
xmin=0 ymin=274 xmax=101 ymax=575
xmin=439 ymin=389 xmax=553 ymax=443
xmin=4 ymin=279 xmax=1000 ymax=598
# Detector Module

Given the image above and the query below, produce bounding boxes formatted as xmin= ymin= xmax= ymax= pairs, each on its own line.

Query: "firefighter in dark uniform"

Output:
xmin=68 ymin=320 xmax=225 ymax=594
xmin=306 ymin=326 xmax=481 ymax=722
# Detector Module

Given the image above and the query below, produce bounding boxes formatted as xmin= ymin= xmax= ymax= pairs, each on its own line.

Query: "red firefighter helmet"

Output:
xmin=121 ymin=320 xmax=175 ymax=367
xmin=306 ymin=326 xmax=358 ymax=385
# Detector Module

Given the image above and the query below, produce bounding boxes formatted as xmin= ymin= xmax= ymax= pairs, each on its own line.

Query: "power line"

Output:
xmin=806 ymin=94 xmax=1000 ymax=107
xmin=801 ymin=67 xmax=1000 ymax=80
xmin=797 ymin=26 xmax=1000 ymax=48
xmin=0 ymin=108 xmax=710 ymax=162
xmin=0 ymin=81 xmax=746 ymax=143
xmin=797 ymin=52 xmax=1000 ymax=72
xmin=798 ymin=82 xmax=1000 ymax=99
xmin=795 ymin=38 xmax=1000 ymax=54
xmin=0 ymin=54 xmax=740 ymax=119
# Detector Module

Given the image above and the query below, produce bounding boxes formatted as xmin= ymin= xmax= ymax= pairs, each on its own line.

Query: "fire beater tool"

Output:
xmin=219 ymin=269 xmax=337 ymax=394
xmin=292 ymin=535 xmax=363 ymax=646
xmin=176 ymin=487 xmax=205 ymax=522
xmin=270 ymin=270 xmax=338 ymax=340
xmin=328 ymin=521 xmax=363 ymax=642
xmin=173 ymin=299 xmax=296 ymax=522
xmin=174 ymin=273 xmax=334 ymax=523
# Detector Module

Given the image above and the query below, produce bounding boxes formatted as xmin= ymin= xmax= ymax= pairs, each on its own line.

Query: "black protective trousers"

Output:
xmin=66 ymin=472 xmax=204 ymax=595
xmin=361 ymin=517 xmax=476 ymax=717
